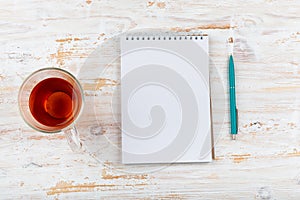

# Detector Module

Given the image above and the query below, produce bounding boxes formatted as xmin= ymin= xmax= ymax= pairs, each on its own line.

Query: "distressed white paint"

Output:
xmin=1 ymin=0 xmax=300 ymax=199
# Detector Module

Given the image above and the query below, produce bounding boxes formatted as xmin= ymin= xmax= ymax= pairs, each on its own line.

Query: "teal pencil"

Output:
xmin=229 ymin=53 xmax=238 ymax=140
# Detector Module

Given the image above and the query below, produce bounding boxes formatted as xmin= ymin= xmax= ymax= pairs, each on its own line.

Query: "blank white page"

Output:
xmin=121 ymin=35 xmax=212 ymax=164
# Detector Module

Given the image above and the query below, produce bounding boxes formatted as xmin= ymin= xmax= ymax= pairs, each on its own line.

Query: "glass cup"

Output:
xmin=18 ymin=68 xmax=84 ymax=151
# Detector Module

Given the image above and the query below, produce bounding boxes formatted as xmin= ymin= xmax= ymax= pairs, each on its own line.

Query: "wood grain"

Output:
xmin=1 ymin=0 xmax=300 ymax=199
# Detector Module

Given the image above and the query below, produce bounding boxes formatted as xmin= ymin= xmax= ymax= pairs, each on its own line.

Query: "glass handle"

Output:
xmin=64 ymin=126 xmax=82 ymax=152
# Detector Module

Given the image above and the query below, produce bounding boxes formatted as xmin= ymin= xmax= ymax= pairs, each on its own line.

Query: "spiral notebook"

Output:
xmin=121 ymin=34 xmax=213 ymax=164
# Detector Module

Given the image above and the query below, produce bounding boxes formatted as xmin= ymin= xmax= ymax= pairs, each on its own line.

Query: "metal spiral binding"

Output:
xmin=125 ymin=34 xmax=204 ymax=41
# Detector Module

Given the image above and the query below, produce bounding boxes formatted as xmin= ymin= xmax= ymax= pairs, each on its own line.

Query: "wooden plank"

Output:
xmin=1 ymin=0 xmax=300 ymax=199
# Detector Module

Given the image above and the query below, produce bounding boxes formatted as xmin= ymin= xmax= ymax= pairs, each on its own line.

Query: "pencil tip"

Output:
xmin=231 ymin=134 xmax=237 ymax=140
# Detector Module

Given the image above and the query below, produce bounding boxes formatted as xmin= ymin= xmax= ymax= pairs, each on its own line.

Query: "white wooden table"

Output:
xmin=1 ymin=0 xmax=300 ymax=199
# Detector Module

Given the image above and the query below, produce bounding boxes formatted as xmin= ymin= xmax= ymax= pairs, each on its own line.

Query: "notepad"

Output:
xmin=121 ymin=34 xmax=212 ymax=164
